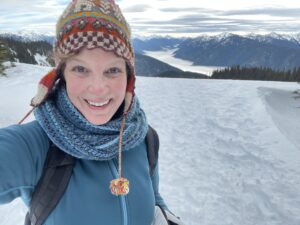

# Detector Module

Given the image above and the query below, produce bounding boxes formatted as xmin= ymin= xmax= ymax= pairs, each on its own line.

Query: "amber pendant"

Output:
xmin=110 ymin=177 xmax=130 ymax=196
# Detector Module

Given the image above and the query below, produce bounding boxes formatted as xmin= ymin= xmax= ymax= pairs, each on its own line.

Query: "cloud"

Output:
xmin=132 ymin=23 xmax=278 ymax=35
xmin=130 ymin=11 xmax=300 ymax=36
xmin=126 ymin=4 xmax=300 ymax=36
xmin=222 ymin=8 xmax=300 ymax=18
xmin=124 ymin=4 xmax=151 ymax=13
xmin=160 ymin=7 xmax=218 ymax=13
xmin=0 ymin=0 xmax=65 ymax=33
xmin=3 ymin=0 xmax=40 ymax=6
xmin=1 ymin=0 xmax=300 ymax=36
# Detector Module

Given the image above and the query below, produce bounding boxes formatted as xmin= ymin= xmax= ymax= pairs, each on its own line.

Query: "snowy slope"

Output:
xmin=1 ymin=63 xmax=300 ymax=225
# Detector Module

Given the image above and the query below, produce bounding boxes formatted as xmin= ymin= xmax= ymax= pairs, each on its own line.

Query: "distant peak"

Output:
xmin=0 ymin=30 xmax=54 ymax=38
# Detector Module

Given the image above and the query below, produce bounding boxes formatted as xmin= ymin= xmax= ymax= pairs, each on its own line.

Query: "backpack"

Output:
xmin=24 ymin=125 xmax=159 ymax=225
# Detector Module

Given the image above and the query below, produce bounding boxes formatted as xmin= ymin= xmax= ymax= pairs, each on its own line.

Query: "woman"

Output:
xmin=0 ymin=0 xmax=183 ymax=225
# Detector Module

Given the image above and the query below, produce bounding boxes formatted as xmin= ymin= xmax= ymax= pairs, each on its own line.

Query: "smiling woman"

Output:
xmin=63 ymin=48 xmax=128 ymax=125
xmin=0 ymin=0 xmax=184 ymax=225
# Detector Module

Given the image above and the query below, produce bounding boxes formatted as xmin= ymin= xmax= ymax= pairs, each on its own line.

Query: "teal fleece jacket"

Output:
xmin=0 ymin=121 xmax=167 ymax=225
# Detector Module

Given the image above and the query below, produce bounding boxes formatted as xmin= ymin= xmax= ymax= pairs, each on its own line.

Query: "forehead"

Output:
xmin=67 ymin=48 xmax=125 ymax=65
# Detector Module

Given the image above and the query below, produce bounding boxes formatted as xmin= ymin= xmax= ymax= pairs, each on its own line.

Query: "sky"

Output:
xmin=1 ymin=0 xmax=300 ymax=37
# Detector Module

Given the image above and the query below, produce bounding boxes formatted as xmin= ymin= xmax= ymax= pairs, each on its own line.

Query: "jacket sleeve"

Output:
xmin=151 ymin=163 xmax=185 ymax=225
xmin=150 ymin=162 xmax=169 ymax=210
xmin=0 ymin=121 xmax=49 ymax=206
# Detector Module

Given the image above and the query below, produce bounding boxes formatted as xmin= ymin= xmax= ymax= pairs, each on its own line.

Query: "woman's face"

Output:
xmin=63 ymin=47 xmax=127 ymax=125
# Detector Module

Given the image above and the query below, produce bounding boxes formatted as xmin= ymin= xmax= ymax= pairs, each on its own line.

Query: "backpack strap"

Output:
xmin=146 ymin=125 xmax=159 ymax=176
xmin=25 ymin=143 xmax=75 ymax=225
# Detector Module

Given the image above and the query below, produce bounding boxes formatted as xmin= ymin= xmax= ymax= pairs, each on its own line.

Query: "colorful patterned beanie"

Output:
xmin=28 ymin=0 xmax=135 ymax=116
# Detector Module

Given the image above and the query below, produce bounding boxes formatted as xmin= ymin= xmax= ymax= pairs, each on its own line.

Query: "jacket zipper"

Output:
xmin=109 ymin=159 xmax=128 ymax=225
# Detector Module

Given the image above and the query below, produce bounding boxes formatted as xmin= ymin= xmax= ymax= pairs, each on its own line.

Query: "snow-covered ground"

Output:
xmin=144 ymin=48 xmax=224 ymax=76
xmin=1 ymin=63 xmax=300 ymax=225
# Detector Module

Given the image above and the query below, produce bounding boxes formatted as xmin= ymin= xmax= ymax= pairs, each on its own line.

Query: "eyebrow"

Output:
xmin=68 ymin=58 xmax=85 ymax=64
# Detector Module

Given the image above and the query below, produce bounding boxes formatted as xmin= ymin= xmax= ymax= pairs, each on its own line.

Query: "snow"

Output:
xmin=247 ymin=32 xmax=300 ymax=44
xmin=144 ymin=49 xmax=223 ymax=76
xmin=34 ymin=53 xmax=51 ymax=67
xmin=0 ymin=30 xmax=55 ymax=43
xmin=27 ymin=49 xmax=32 ymax=56
xmin=8 ymin=48 xmax=17 ymax=56
xmin=259 ymin=87 xmax=300 ymax=152
xmin=293 ymin=33 xmax=300 ymax=45
xmin=214 ymin=32 xmax=235 ymax=42
xmin=1 ymin=63 xmax=300 ymax=225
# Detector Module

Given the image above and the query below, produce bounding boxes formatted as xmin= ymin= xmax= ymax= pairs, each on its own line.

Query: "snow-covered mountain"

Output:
xmin=1 ymin=63 xmax=300 ymax=225
xmin=247 ymin=32 xmax=300 ymax=49
xmin=174 ymin=33 xmax=300 ymax=70
xmin=3 ymin=31 xmax=300 ymax=72
xmin=0 ymin=31 xmax=54 ymax=45
xmin=133 ymin=36 xmax=186 ymax=54
xmin=0 ymin=32 xmax=191 ymax=77
xmin=0 ymin=36 xmax=53 ymax=67
xmin=4 ymin=30 xmax=300 ymax=54
xmin=133 ymin=32 xmax=300 ymax=51
xmin=193 ymin=32 xmax=300 ymax=44
xmin=132 ymin=32 xmax=300 ymax=70
xmin=293 ymin=33 xmax=300 ymax=45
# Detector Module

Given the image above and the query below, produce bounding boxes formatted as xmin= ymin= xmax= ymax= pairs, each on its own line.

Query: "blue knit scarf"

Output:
xmin=34 ymin=86 xmax=148 ymax=161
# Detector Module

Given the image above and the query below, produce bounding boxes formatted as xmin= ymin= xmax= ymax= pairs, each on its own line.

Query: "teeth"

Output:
xmin=87 ymin=99 xmax=110 ymax=107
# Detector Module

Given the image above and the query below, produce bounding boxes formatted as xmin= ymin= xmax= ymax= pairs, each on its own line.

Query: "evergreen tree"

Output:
xmin=0 ymin=40 xmax=10 ymax=75
xmin=211 ymin=65 xmax=300 ymax=82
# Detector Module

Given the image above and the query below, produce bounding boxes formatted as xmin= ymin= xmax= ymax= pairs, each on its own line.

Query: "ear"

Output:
xmin=31 ymin=69 xmax=59 ymax=107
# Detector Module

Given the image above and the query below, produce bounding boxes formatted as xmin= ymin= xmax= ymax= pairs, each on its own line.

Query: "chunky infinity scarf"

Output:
xmin=34 ymin=86 xmax=148 ymax=161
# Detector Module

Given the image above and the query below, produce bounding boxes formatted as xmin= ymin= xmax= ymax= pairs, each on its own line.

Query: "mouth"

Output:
xmin=84 ymin=99 xmax=111 ymax=109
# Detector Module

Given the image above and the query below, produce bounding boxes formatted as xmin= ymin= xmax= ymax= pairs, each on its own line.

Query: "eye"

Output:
xmin=72 ymin=65 xmax=89 ymax=74
xmin=104 ymin=67 xmax=122 ymax=76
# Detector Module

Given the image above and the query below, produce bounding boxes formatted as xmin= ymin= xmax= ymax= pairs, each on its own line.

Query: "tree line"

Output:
xmin=211 ymin=65 xmax=300 ymax=82
xmin=0 ymin=37 xmax=53 ymax=66
xmin=0 ymin=40 xmax=11 ymax=75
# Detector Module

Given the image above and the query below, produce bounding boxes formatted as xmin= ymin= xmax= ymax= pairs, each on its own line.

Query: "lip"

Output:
xmin=84 ymin=98 xmax=111 ymax=110
xmin=87 ymin=99 xmax=110 ymax=106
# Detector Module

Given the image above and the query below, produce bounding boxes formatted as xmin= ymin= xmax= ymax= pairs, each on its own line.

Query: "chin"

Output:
xmin=87 ymin=117 xmax=111 ymax=125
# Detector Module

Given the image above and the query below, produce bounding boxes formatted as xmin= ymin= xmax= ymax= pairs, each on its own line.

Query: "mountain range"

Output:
xmin=133 ymin=33 xmax=300 ymax=70
xmin=2 ymin=31 xmax=300 ymax=72
xmin=0 ymin=33 xmax=183 ymax=77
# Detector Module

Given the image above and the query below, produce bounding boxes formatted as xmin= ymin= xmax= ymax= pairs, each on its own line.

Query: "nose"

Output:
xmin=87 ymin=73 xmax=108 ymax=94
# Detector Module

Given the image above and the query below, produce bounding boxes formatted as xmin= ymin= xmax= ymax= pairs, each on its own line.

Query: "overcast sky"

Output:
xmin=1 ymin=0 xmax=300 ymax=37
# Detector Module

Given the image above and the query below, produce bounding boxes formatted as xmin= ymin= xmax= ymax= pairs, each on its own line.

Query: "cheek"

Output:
xmin=115 ymin=77 xmax=127 ymax=97
xmin=64 ymin=76 xmax=85 ymax=102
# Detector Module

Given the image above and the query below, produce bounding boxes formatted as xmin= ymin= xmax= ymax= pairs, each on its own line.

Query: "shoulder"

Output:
xmin=0 ymin=120 xmax=50 ymax=167
xmin=3 ymin=120 xmax=46 ymax=135
xmin=0 ymin=120 xmax=49 ymax=148
xmin=0 ymin=121 xmax=50 ymax=204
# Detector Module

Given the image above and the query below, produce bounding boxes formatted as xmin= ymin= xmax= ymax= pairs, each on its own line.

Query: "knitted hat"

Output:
xmin=30 ymin=0 xmax=135 ymax=113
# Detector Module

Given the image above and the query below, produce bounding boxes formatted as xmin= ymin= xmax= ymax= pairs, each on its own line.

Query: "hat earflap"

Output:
xmin=31 ymin=69 xmax=59 ymax=107
xmin=18 ymin=69 xmax=59 ymax=124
